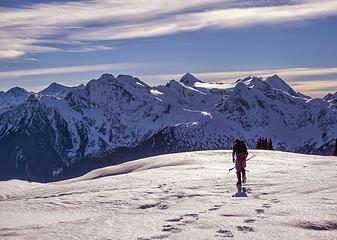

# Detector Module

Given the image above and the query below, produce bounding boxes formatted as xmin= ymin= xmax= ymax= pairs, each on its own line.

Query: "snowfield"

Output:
xmin=0 ymin=151 xmax=336 ymax=239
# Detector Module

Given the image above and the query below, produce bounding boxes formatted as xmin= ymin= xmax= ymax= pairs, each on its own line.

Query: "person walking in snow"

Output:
xmin=232 ymin=138 xmax=248 ymax=186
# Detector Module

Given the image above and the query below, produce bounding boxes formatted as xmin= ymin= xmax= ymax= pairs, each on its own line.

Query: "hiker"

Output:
xmin=232 ymin=138 xmax=248 ymax=186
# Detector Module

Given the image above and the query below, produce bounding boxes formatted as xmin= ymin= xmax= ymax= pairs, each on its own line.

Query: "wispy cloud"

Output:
xmin=290 ymin=80 xmax=337 ymax=97
xmin=64 ymin=45 xmax=115 ymax=53
xmin=0 ymin=63 xmax=336 ymax=96
xmin=0 ymin=62 xmax=143 ymax=78
xmin=139 ymin=66 xmax=337 ymax=83
xmin=1 ymin=0 xmax=337 ymax=58
xmin=69 ymin=1 xmax=337 ymax=41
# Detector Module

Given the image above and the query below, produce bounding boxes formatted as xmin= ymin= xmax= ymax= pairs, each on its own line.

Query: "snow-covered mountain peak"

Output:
xmin=180 ymin=73 xmax=204 ymax=87
xmin=0 ymin=72 xmax=336 ymax=182
xmin=116 ymin=74 xmax=149 ymax=89
xmin=236 ymin=76 xmax=261 ymax=84
xmin=165 ymin=79 xmax=205 ymax=94
xmin=0 ymin=87 xmax=31 ymax=110
xmin=265 ymin=74 xmax=298 ymax=96
xmin=235 ymin=76 xmax=270 ymax=92
xmin=87 ymin=74 xmax=149 ymax=92
xmin=46 ymin=82 xmax=63 ymax=88
xmin=97 ymin=73 xmax=116 ymax=82
xmin=323 ymin=92 xmax=337 ymax=101
xmin=39 ymin=82 xmax=74 ymax=98
xmin=324 ymin=93 xmax=333 ymax=100
xmin=5 ymin=86 xmax=29 ymax=97
xmin=41 ymin=82 xmax=65 ymax=90
xmin=232 ymin=81 xmax=251 ymax=95
xmin=26 ymin=93 xmax=44 ymax=105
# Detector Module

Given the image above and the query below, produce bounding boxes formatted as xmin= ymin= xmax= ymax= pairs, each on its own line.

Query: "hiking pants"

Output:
xmin=235 ymin=153 xmax=247 ymax=183
xmin=235 ymin=153 xmax=247 ymax=172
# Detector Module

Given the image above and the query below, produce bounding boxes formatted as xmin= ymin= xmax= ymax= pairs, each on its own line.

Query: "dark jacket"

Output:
xmin=232 ymin=141 xmax=248 ymax=160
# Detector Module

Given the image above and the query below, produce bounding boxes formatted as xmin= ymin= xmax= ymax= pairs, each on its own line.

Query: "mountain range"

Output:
xmin=0 ymin=73 xmax=336 ymax=181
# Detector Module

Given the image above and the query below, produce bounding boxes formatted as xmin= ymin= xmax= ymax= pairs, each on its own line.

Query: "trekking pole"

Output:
xmin=227 ymin=155 xmax=256 ymax=174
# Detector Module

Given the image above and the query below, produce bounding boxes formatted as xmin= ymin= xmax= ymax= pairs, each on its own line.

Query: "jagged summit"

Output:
xmin=116 ymin=74 xmax=149 ymax=88
xmin=265 ymin=74 xmax=299 ymax=96
xmin=39 ymin=82 xmax=71 ymax=97
xmin=165 ymin=79 xmax=205 ymax=93
xmin=238 ymin=76 xmax=268 ymax=89
xmin=0 ymin=87 xmax=30 ymax=110
xmin=232 ymin=81 xmax=251 ymax=93
xmin=324 ymin=92 xmax=337 ymax=101
xmin=89 ymin=74 xmax=149 ymax=89
xmin=235 ymin=75 xmax=307 ymax=98
xmin=0 ymin=72 xmax=336 ymax=181
xmin=5 ymin=86 xmax=29 ymax=96
xmin=236 ymin=76 xmax=262 ymax=84
xmin=180 ymin=73 xmax=204 ymax=87
xmin=98 ymin=73 xmax=115 ymax=81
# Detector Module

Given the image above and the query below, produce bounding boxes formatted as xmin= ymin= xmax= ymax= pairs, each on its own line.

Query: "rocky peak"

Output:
xmin=265 ymin=74 xmax=298 ymax=96
xmin=180 ymin=73 xmax=204 ymax=87
xmin=5 ymin=87 xmax=29 ymax=97
xmin=0 ymin=87 xmax=30 ymax=109
xmin=232 ymin=81 xmax=251 ymax=95
xmin=98 ymin=73 xmax=116 ymax=82
xmin=323 ymin=92 xmax=337 ymax=101
xmin=39 ymin=82 xmax=72 ymax=98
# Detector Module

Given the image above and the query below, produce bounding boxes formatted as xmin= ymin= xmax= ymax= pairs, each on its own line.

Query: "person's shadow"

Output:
xmin=232 ymin=186 xmax=248 ymax=197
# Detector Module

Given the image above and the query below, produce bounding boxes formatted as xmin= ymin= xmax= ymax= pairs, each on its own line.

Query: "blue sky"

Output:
xmin=0 ymin=0 xmax=337 ymax=97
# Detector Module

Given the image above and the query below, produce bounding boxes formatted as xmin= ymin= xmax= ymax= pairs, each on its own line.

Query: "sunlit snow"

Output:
xmin=1 ymin=150 xmax=336 ymax=239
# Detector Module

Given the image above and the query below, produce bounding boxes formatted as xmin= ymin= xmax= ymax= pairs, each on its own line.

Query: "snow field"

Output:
xmin=0 ymin=150 xmax=336 ymax=239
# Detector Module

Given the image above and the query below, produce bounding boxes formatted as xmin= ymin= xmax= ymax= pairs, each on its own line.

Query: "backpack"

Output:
xmin=237 ymin=140 xmax=247 ymax=154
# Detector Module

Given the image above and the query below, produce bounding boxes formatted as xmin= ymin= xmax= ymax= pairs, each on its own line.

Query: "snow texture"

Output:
xmin=0 ymin=151 xmax=336 ymax=239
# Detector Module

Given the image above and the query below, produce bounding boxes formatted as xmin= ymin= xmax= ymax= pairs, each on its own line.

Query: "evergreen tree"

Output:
xmin=256 ymin=137 xmax=262 ymax=149
xmin=263 ymin=138 xmax=267 ymax=150
xmin=334 ymin=139 xmax=337 ymax=156
xmin=267 ymin=138 xmax=273 ymax=150
xmin=26 ymin=169 xmax=32 ymax=183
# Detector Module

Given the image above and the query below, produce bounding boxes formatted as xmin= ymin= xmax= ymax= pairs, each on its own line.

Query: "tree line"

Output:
xmin=255 ymin=137 xmax=337 ymax=157
xmin=255 ymin=137 xmax=273 ymax=150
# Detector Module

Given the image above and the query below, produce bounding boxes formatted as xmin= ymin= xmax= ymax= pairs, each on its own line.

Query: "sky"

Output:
xmin=0 ymin=0 xmax=337 ymax=97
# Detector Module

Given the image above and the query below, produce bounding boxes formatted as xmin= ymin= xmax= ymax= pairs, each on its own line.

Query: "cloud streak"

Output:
xmin=0 ymin=62 xmax=143 ymax=78
xmin=0 ymin=63 xmax=336 ymax=97
xmin=1 ymin=0 xmax=337 ymax=58
xmin=139 ymin=66 xmax=337 ymax=83
xmin=290 ymin=80 xmax=337 ymax=97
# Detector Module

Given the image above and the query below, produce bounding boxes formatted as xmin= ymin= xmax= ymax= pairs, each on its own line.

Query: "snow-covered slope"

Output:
xmin=141 ymin=76 xmax=336 ymax=155
xmin=0 ymin=73 xmax=336 ymax=181
xmin=265 ymin=74 xmax=309 ymax=98
xmin=324 ymin=92 xmax=337 ymax=102
xmin=0 ymin=151 xmax=336 ymax=239
xmin=0 ymin=74 xmax=194 ymax=181
xmin=180 ymin=73 xmax=205 ymax=87
xmin=38 ymin=82 xmax=84 ymax=98
xmin=0 ymin=87 xmax=31 ymax=111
